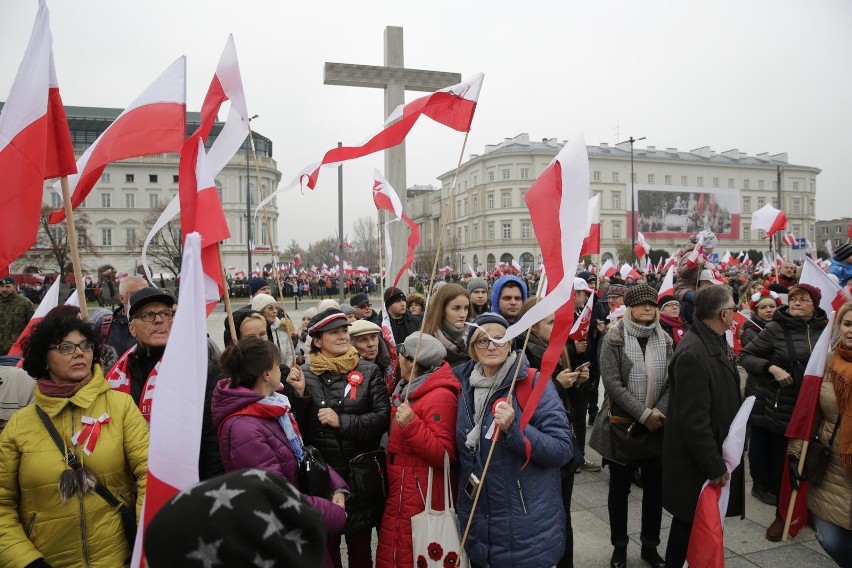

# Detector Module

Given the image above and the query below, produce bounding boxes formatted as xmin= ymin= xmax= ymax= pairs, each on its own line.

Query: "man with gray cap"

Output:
xmin=467 ymin=277 xmax=490 ymax=318
xmin=0 ymin=276 xmax=34 ymax=356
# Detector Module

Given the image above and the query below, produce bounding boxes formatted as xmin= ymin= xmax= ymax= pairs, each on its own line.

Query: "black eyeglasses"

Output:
xmin=719 ymin=305 xmax=737 ymax=316
xmin=50 ymin=341 xmax=95 ymax=355
xmin=473 ymin=337 xmax=505 ymax=349
xmin=134 ymin=309 xmax=176 ymax=323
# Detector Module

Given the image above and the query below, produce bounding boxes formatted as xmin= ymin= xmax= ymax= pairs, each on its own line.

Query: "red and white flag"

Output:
xmin=782 ymin=233 xmax=797 ymax=246
xmin=727 ymin=311 xmax=750 ymax=356
xmin=720 ymin=250 xmax=732 ymax=268
xmin=568 ymin=290 xmax=594 ymax=341
xmin=620 ymin=263 xmax=641 ymax=280
xmin=0 ymin=0 xmax=76 ymax=270
xmin=49 ymin=57 xmax=185 ymax=224
xmin=511 ymin=259 xmax=523 ymax=273
xmin=664 ymin=253 xmax=680 ymax=273
xmin=751 ymin=203 xmax=788 ymax=238
xmin=372 ymin=170 xmax=420 ymax=289
xmin=468 ymin=264 xmax=478 ymax=278
xmin=496 ymin=135 xmax=589 ymax=466
xmin=130 ymin=233 xmax=208 ymax=567
xmin=7 ymin=276 xmax=61 ymax=357
xmin=686 ymin=234 xmax=705 ymax=269
xmin=779 ymin=312 xmax=835 ymax=538
xmin=293 ymin=253 xmax=302 ymax=267
xmin=657 ymin=268 xmax=675 ymax=300
xmin=600 ymin=258 xmax=616 ymax=278
xmin=800 ymin=257 xmax=850 ymax=314
xmin=579 ymin=194 xmax=601 ymax=257
xmin=634 ymin=232 xmax=651 ymax=259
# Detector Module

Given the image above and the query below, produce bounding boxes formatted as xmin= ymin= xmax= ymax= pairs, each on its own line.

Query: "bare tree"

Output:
xmin=142 ymin=204 xmax=183 ymax=278
xmin=306 ymin=236 xmax=340 ymax=269
xmin=31 ymin=206 xmax=96 ymax=280
xmin=352 ymin=216 xmax=378 ymax=271
xmin=614 ymin=241 xmax=635 ymax=265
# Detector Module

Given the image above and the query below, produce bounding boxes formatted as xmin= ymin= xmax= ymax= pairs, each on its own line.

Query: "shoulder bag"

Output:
xmin=803 ymin=413 xmax=842 ymax=486
xmin=411 ymin=452 xmax=468 ymax=568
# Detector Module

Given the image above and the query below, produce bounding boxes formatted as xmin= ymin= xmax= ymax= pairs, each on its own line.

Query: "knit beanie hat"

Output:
xmin=401 ymin=332 xmax=447 ymax=369
xmin=340 ymin=304 xmax=356 ymax=317
xmin=834 ymin=242 xmax=852 ymax=262
xmin=251 ymin=293 xmax=277 ymax=312
xmin=301 ymin=307 xmax=318 ymax=322
xmin=249 ymin=277 xmax=269 ymax=297
xmin=658 ymin=295 xmax=678 ymax=309
xmin=384 ymin=287 xmax=406 ymax=308
xmin=466 ymin=278 xmax=488 ymax=294
xmin=789 ymin=283 xmax=822 ymax=307
xmin=623 ymin=283 xmax=659 ymax=307
xmin=466 ymin=312 xmax=510 ymax=350
xmin=145 ymin=469 xmax=326 ymax=568
xmin=607 ymin=284 xmax=627 ymax=297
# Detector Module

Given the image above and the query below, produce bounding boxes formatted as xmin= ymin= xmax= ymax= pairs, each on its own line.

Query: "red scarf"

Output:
xmin=105 ymin=345 xmax=160 ymax=421
xmin=659 ymin=314 xmax=686 ymax=346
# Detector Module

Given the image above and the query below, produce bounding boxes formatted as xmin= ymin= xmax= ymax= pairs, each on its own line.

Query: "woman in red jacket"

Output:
xmin=376 ymin=332 xmax=460 ymax=568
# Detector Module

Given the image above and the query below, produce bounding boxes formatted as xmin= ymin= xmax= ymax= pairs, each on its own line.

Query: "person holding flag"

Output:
xmin=566 ymin=277 xmax=600 ymax=472
xmin=673 ymin=230 xmax=718 ymax=325
xmin=785 ymin=301 xmax=852 ymax=565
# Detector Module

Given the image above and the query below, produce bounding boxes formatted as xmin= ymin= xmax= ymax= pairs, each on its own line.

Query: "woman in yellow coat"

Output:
xmin=0 ymin=313 xmax=149 ymax=568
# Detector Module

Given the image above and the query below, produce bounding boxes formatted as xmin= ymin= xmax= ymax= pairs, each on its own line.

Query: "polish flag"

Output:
xmin=568 ymin=290 xmax=594 ymax=341
xmin=497 ymin=135 xmax=589 ymax=466
xmin=687 ymin=397 xmax=755 ymax=567
xmin=720 ymin=250 xmax=731 ymax=268
xmin=130 ymin=233 xmax=208 ymax=567
xmin=848 ymin=220 xmax=852 ymax=240
xmin=799 ymin=257 xmax=849 ymax=314
xmin=600 ymin=258 xmax=616 ymax=278
xmin=7 ymin=276 xmax=61 ymax=356
xmin=686 ymin=234 xmax=705 ymax=269
xmin=751 ymin=203 xmax=788 ymax=238
xmin=373 ymin=170 xmax=420 ymax=289
xmin=779 ymin=312 xmax=835 ymax=539
xmin=579 ymin=194 xmax=601 ymax=257
xmin=511 ymin=259 xmax=523 ymax=273
xmin=782 ymin=233 xmax=797 ymax=246
xmin=657 ymin=269 xmax=675 ymax=300
xmin=468 ymin=264 xmax=478 ymax=278
xmin=730 ymin=251 xmax=742 ymax=266
xmin=664 ymin=253 xmax=680 ymax=273
xmin=293 ymin=253 xmax=302 ymax=267
xmin=634 ymin=232 xmax=651 ymax=259
xmin=619 ymin=263 xmax=640 ymax=280
xmin=301 ymin=73 xmax=484 ymax=189
xmin=656 ymin=257 xmax=664 ymax=274
xmin=0 ymin=0 xmax=76 ymax=270
xmin=48 ymin=57 xmax=185 ymax=224
xmin=727 ymin=311 xmax=749 ymax=356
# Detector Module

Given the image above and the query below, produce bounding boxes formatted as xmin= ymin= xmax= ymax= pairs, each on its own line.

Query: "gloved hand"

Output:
xmin=788 ymin=456 xmax=803 ymax=492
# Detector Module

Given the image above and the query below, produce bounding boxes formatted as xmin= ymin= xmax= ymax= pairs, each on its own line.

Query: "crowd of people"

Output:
xmin=0 ymin=232 xmax=850 ymax=567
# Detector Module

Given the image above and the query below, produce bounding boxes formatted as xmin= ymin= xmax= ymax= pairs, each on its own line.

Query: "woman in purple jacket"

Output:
xmin=211 ymin=337 xmax=348 ymax=551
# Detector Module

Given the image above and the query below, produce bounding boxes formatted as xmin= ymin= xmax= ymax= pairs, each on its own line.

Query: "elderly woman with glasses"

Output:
xmin=454 ymin=312 xmax=573 ymax=568
xmin=740 ymin=283 xmax=829 ymax=541
xmin=0 ymin=311 xmax=149 ymax=568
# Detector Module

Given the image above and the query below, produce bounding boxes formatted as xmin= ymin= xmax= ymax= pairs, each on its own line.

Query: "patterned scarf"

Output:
xmin=105 ymin=345 xmax=160 ymax=421
xmin=309 ymin=345 xmax=361 ymax=376
xmin=437 ymin=321 xmax=467 ymax=357
xmin=827 ymin=343 xmax=852 ymax=469
xmin=621 ymin=317 xmax=669 ymax=408
xmin=37 ymin=372 xmax=95 ymax=398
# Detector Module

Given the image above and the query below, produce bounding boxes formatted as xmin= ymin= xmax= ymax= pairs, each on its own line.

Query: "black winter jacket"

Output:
xmin=739 ymin=306 xmax=828 ymax=433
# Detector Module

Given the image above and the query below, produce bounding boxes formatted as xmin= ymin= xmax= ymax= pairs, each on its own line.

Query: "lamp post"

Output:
xmin=619 ymin=136 xmax=645 ymax=263
xmin=246 ymin=114 xmax=259 ymax=277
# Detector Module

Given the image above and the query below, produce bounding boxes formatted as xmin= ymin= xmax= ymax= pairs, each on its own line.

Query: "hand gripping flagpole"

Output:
xmin=59 ymin=177 xmax=89 ymax=319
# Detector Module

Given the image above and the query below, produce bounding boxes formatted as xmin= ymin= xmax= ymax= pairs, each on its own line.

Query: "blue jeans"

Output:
xmin=812 ymin=514 xmax=852 ymax=567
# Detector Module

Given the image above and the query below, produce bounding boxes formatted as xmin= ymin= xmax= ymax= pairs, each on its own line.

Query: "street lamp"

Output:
xmin=619 ymin=136 xmax=645 ymax=263
xmin=246 ymin=114 xmax=259 ymax=277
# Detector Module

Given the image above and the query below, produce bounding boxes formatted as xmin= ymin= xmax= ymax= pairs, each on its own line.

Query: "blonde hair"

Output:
xmin=831 ymin=301 xmax=852 ymax=350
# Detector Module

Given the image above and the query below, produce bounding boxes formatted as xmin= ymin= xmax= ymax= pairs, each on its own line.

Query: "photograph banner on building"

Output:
xmin=631 ymin=185 xmax=741 ymax=239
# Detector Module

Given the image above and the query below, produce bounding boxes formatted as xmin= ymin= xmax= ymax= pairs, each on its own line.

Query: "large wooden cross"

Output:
xmin=324 ymin=26 xmax=461 ymax=289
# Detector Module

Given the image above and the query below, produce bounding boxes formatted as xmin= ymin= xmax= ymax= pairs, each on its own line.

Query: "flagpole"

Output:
xmin=781 ymin=441 xmax=809 ymax=541
xmin=377 ymin=209 xmax=385 ymax=292
xmin=59 ymin=177 xmax=89 ymax=319
xmin=217 ymin=244 xmax=238 ymax=345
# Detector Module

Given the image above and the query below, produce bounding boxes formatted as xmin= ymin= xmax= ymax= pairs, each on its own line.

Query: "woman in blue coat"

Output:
xmin=455 ymin=313 xmax=573 ymax=568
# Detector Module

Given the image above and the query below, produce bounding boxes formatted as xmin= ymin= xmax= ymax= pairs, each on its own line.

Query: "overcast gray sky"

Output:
xmin=2 ymin=0 xmax=850 ymax=247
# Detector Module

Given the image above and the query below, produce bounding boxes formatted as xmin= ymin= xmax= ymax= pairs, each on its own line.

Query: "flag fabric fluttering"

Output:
xmin=600 ymin=258 xmax=616 ymax=278
xmin=0 ymin=0 xmax=76 ymax=271
xmin=372 ymin=170 xmax=420 ymax=289
xmin=634 ymin=232 xmax=651 ymax=259
xmin=130 ymin=232 xmax=208 ymax=567
xmin=579 ymin=194 xmax=601 ymax=257
xmin=799 ymin=257 xmax=849 ymax=314
xmin=782 ymin=233 xmax=797 ymax=246
xmin=751 ymin=203 xmax=788 ymax=238
xmin=657 ymin=268 xmax=675 ymax=300
xmin=48 ymin=57 xmax=186 ymax=224
xmin=568 ymin=290 xmax=594 ymax=341
xmin=686 ymin=233 xmax=706 ymax=269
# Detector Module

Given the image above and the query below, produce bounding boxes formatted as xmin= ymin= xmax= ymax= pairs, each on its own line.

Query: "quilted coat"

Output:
xmin=0 ymin=368 xmax=149 ymax=568
xmin=454 ymin=354 xmax=572 ymax=568
xmin=210 ymin=379 xmax=347 ymax=536
xmin=376 ymin=363 xmax=460 ymax=568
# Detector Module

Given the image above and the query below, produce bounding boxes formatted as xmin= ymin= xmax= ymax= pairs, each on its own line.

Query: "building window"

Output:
xmin=810 ymin=181 xmax=815 ymax=192
xmin=664 ymin=175 xmax=672 ymax=185
xmin=456 ymin=200 xmax=462 ymax=217
xmin=50 ymin=192 xmax=62 ymax=209
xmin=101 ymin=228 xmax=112 ymax=246
xmin=487 ymin=192 xmax=494 ymax=209
xmin=488 ymin=223 xmax=495 ymax=240
xmin=758 ymin=229 xmax=765 ymax=239
xmin=101 ymin=193 xmax=111 ymax=208
xmin=101 ymin=173 xmax=111 ymax=183
xmin=520 ymin=168 xmax=529 ymax=179
xmin=728 ymin=178 xmax=735 ymax=188
xmin=742 ymin=197 xmax=751 ymax=214
xmin=472 ymin=195 xmax=478 ymax=212
xmin=793 ymin=199 xmax=800 ymax=214
xmin=822 ymin=226 xmax=829 ymax=236
xmin=149 ymin=174 xmax=158 ymax=183
xmin=502 ymin=223 xmax=512 ymax=239
xmin=464 ymin=226 xmax=469 ymax=243
xmin=743 ymin=223 xmax=750 ymax=241
xmin=757 ymin=197 xmax=765 ymax=208
xmin=793 ymin=224 xmax=801 ymax=236
xmin=593 ymin=171 xmax=601 ymax=182
xmin=743 ymin=179 xmax=750 ymax=189
xmin=758 ymin=180 xmax=765 ymax=190
xmin=501 ymin=192 xmax=511 ymax=208
xmin=612 ymin=171 xmax=620 ymax=183
xmin=809 ymin=199 xmax=815 ymax=214
xmin=793 ymin=181 xmax=800 ymax=191
xmin=697 ymin=176 xmax=704 ymax=187
xmin=149 ymin=194 xmax=160 ymax=208
xmin=125 ymin=228 xmax=137 ymax=247
xmin=473 ymin=174 xmax=477 ymax=186
xmin=612 ymin=222 xmax=622 ymax=239
xmin=773 ymin=180 xmax=778 ymax=191
xmin=463 ymin=198 xmax=469 ymax=215
xmin=680 ymin=175 xmax=687 ymax=186
xmin=125 ymin=193 xmax=135 ymax=209
xmin=77 ymin=230 xmax=87 ymax=246
xmin=457 ymin=228 xmax=462 ymax=243
xmin=647 ymin=174 xmax=655 ymax=184
xmin=173 ymin=175 xmax=179 ymax=183
xmin=488 ymin=171 xmax=495 ymax=182
xmin=502 ymin=168 xmax=510 ymax=180
xmin=521 ymin=221 xmax=531 ymax=239
xmin=612 ymin=192 xmax=621 ymax=209
xmin=472 ymin=223 xmax=478 ymax=240
xmin=125 ymin=174 xmax=134 ymax=183
xmin=713 ymin=177 xmax=719 ymax=188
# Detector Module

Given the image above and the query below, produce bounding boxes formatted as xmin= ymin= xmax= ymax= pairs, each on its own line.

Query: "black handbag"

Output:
xmin=35 ymin=406 xmax=136 ymax=549
xmin=347 ymin=449 xmax=388 ymax=503
xmin=608 ymin=401 xmax=663 ymax=462
xmin=803 ymin=414 xmax=842 ymax=487
xmin=298 ymin=445 xmax=332 ymax=499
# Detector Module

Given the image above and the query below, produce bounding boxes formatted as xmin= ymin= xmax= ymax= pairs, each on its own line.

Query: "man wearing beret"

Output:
xmin=0 ymin=276 xmax=34 ymax=356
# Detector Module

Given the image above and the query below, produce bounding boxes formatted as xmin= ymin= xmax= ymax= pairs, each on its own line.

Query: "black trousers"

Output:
xmin=664 ymin=516 xmax=691 ymax=568
xmin=558 ymin=473 xmax=575 ymax=568
xmin=608 ymin=458 xmax=663 ymax=548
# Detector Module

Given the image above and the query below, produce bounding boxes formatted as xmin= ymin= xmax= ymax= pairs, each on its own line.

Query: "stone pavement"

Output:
xmin=207 ymin=297 xmax=836 ymax=567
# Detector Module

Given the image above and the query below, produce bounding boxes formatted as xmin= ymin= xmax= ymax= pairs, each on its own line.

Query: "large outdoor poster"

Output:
xmin=632 ymin=184 xmax=741 ymax=239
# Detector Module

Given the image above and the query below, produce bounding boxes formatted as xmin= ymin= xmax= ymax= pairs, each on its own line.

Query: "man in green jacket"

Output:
xmin=0 ymin=276 xmax=34 ymax=356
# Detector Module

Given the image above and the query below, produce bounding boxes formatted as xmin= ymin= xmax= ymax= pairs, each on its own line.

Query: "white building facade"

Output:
xmin=410 ymin=133 xmax=820 ymax=273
